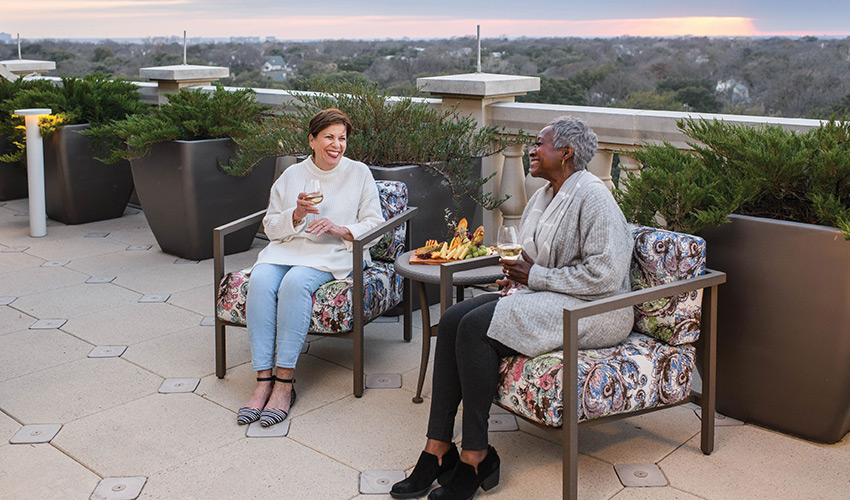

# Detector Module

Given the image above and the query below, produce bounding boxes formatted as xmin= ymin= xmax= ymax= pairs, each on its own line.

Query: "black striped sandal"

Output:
xmin=236 ymin=376 xmax=274 ymax=425
xmin=259 ymin=377 xmax=297 ymax=427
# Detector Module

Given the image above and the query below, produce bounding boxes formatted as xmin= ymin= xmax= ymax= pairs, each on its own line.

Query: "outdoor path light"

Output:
xmin=14 ymin=108 xmax=51 ymax=237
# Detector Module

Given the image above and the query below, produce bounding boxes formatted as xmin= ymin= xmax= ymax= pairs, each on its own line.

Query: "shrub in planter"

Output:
xmin=227 ymin=79 xmax=513 ymax=245
xmin=2 ymin=73 xmax=147 ymax=222
xmin=616 ymin=117 xmax=850 ymax=443
xmin=0 ymin=78 xmax=54 ymax=201
xmin=98 ymin=85 xmax=275 ymax=260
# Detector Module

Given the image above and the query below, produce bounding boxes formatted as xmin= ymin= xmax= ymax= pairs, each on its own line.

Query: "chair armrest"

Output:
xmin=439 ymin=255 xmax=501 ymax=312
xmin=352 ymin=206 xmax=419 ymax=251
xmin=213 ymin=209 xmax=267 ymax=295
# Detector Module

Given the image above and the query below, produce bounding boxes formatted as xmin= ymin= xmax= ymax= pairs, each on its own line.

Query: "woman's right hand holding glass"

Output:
xmin=293 ymin=191 xmax=320 ymax=224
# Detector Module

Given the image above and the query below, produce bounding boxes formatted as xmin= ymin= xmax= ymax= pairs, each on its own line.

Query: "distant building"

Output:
xmin=261 ymin=55 xmax=291 ymax=81
xmin=0 ymin=33 xmax=12 ymax=44
xmin=265 ymin=36 xmax=276 ymax=43
xmin=231 ymin=36 xmax=260 ymax=44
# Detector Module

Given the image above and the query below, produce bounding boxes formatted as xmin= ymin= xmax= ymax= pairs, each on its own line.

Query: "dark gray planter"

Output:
xmin=43 ymin=124 xmax=134 ymax=224
xmin=130 ymin=138 xmax=275 ymax=261
xmin=370 ymin=161 xmax=482 ymax=309
xmin=699 ymin=214 xmax=850 ymax=443
xmin=369 ymin=161 xmax=481 ymax=249
xmin=0 ymin=135 xmax=28 ymax=201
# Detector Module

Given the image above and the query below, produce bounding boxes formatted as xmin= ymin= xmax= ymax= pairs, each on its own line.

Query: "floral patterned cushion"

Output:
xmin=216 ymin=261 xmax=403 ymax=334
xmin=495 ymin=332 xmax=696 ymax=427
xmin=630 ymin=227 xmax=706 ymax=345
xmin=370 ymin=181 xmax=408 ymax=263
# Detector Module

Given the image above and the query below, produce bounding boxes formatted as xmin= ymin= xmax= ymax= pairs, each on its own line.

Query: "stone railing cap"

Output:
xmin=416 ymin=73 xmax=539 ymax=98
xmin=0 ymin=59 xmax=56 ymax=73
xmin=139 ymin=64 xmax=229 ymax=81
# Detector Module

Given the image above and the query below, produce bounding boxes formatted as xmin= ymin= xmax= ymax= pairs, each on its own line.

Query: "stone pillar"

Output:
xmin=414 ymin=73 xmax=540 ymax=245
xmin=139 ymin=64 xmax=229 ymax=104
xmin=615 ymin=152 xmax=642 ymax=192
xmin=587 ymin=150 xmax=615 ymax=191
xmin=497 ymin=144 xmax=526 ymax=227
xmin=0 ymin=59 xmax=55 ymax=81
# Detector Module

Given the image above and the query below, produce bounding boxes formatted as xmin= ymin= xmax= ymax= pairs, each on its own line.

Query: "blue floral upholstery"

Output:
xmin=216 ymin=180 xmax=407 ymax=334
xmin=631 ymin=227 xmax=706 ymax=345
xmin=370 ymin=181 xmax=408 ymax=262
xmin=494 ymin=227 xmax=704 ymax=427
xmin=216 ymin=262 xmax=403 ymax=334
xmin=495 ymin=332 xmax=696 ymax=427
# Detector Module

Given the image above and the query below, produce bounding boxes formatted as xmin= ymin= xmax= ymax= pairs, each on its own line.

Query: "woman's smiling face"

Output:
xmin=309 ymin=123 xmax=347 ymax=171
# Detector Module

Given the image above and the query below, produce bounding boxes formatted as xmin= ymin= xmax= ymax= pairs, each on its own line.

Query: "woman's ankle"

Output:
xmin=424 ymin=439 xmax=453 ymax=463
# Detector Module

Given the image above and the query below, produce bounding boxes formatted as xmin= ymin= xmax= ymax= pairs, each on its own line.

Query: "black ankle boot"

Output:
xmin=427 ymin=446 xmax=500 ymax=500
xmin=390 ymin=443 xmax=460 ymax=499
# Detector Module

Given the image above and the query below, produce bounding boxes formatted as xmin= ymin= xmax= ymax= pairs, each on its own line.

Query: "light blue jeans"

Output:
xmin=246 ymin=263 xmax=333 ymax=370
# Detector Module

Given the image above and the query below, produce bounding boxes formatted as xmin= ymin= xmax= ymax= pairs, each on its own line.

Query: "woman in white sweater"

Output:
xmin=391 ymin=116 xmax=633 ymax=500
xmin=237 ymin=109 xmax=384 ymax=427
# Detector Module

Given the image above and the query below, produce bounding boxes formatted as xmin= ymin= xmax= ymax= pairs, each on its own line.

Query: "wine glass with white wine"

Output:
xmin=305 ymin=179 xmax=323 ymax=206
xmin=497 ymin=225 xmax=521 ymax=260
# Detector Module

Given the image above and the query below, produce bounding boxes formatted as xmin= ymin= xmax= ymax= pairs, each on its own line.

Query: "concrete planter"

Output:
xmin=0 ymin=135 xmax=28 ymax=201
xmin=130 ymin=138 xmax=275 ymax=261
xmin=44 ymin=124 xmax=134 ymax=224
xmin=699 ymin=214 xmax=850 ymax=443
xmin=370 ymin=162 xmax=482 ymax=309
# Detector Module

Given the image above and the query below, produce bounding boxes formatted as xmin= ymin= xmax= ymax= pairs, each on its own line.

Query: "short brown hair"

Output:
xmin=308 ymin=108 xmax=352 ymax=138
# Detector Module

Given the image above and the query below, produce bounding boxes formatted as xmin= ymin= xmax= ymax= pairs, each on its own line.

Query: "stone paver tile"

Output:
xmin=124 ymin=325 xmax=250 ymax=379
xmin=0 ymin=307 xmax=35 ymax=336
xmin=578 ymin=406 xmax=700 ymax=465
xmin=11 ymin=282 xmax=140 ymax=320
xmin=288 ymin=389 xmax=432 ymax=471
xmin=168 ymin=285 xmax=214 ymax=316
xmin=0 ymin=441 xmax=100 ymax=499
xmin=610 ymin=486 xmax=704 ymax=500
xmin=307 ymin=329 xmax=424 ymax=376
xmin=0 ymin=329 xmax=91 ymax=382
xmin=0 ymin=411 xmax=20 ymax=445
xmin=661 ymin=424 xmax=850 ymax=500
xmin=482 ymin=432 xmax=623 ymax=500
xmin=139 ymin=437 xmax=359 ymax=500
xmin=65 ymin=248 xmax=176 ymax=277
xmin=54 ymin=393 xmax=243 ymax=477
xmin=63 ymin=302 xmax=202 ymax=346
xmin=198 ymin=353 xmax=354 ymax=417
xmin=400 ymin=343 xmax=436 ymax=400
xmin=0 ymin=265 xmax=87 ymax=297
xmin=0 ymin=357 xmax=160 ymax=424
xmin=113 ymin=260 xmax=213 ymax=295
xmin=7 ymin=229 xmax=128 ymax=261
xmin=0 ymin=250 xmax=43 ymax=274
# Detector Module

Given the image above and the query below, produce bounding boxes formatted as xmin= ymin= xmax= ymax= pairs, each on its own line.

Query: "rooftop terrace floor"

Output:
xmin=0 ymin=197 xmax=847 ymax=500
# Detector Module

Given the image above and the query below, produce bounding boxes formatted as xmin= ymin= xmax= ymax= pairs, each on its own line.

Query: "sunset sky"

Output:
xmin=3 ymin=0 xmax=849 ymax=40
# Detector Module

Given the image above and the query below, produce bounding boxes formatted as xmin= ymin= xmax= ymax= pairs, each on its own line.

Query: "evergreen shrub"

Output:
xmin=616 ymin=117 xmax=850 ymax=238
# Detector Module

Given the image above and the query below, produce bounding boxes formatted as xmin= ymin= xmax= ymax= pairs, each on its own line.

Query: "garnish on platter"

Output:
xmin=411 ymin=219 xmax=495 ymax=264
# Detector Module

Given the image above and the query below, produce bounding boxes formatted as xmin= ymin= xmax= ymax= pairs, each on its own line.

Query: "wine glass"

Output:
xmin=497 ymin=225 xmax=521 ymax=261
xmin=305 ymin=179 xmax=323 ymax=205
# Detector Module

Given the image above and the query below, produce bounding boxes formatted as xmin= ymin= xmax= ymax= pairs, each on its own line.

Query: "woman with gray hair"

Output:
xmin=391 ymin=116 xmax=633 ymax=500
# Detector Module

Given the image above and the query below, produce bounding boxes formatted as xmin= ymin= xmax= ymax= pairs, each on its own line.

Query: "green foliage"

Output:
xmin=96 ymin=85 xmax=269 ymax=166
xmin=0 ymin=74 xmax=145 ymax=163
xmin=516 ymin=75 xmax=586 ymax=106
xmin=616 ymin=118 xmax=850 ymax=239
xmin=229 ymin=79 xmax=517 ymax=221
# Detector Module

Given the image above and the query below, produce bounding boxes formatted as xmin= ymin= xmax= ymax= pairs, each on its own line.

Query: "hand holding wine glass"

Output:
xmin=497 ymin=225 xmax=521 ymax=260
xmin=305 ymin=179 xmax=323 ymax=206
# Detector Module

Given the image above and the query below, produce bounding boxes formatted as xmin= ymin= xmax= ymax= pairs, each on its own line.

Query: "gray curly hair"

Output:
xmin=546 ymin=116 xmax=598 ymax=171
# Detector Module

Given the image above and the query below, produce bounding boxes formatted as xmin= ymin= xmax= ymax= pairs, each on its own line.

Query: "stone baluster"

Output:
xmin=497 ymin=143 xmax=527 ymax=227
xmin=587 ymin=150 xmax=615 ymax=191
xmin=616 ymin=153 xmax=642 ymax=192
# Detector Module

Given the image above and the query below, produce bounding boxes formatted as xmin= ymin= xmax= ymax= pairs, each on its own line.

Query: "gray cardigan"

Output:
xmin=487 ymin=177 xmax=634 ymax=356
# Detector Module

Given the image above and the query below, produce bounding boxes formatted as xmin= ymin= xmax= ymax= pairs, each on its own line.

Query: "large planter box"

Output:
xmin=0 ymin=135 xmax=28 ymax=201
xmin=131 ymin=138 xmax=275 ymax=261
xmin=700 ymin=214 xmax=850 ymax=443
xmin=369 ymin=161 xmax=480 ymax=249
xmin=44 ymin=124 xmax=134 ymax=224
xmin=370 ymin=162 xmax=481 ymax=309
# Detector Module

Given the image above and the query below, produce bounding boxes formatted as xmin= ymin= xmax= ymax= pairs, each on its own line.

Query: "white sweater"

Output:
xmin=253 ymin=157 xmax=384 ymax=279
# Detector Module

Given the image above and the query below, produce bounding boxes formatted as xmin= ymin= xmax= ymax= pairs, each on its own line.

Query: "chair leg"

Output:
xmin=353 ymin=322 xmax=364 ymax=398
xmin=700 ymin=284 xmax=718 ymax=455
xmin=215 ymin=320 xmax=227 ymax=379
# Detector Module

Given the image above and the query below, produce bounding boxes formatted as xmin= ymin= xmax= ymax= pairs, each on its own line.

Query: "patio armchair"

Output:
xmin=213 ymin=180 xmax=417 ymax=397
xmin=437 ymin=227 xmax=726 ymax=500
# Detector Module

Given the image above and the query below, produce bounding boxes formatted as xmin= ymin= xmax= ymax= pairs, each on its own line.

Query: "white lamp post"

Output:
xmin=14 ymin=108 xmax=51 ymax=237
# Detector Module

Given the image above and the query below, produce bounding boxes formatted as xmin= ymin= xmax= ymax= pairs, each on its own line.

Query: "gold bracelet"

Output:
xmin=293 ymin=217 xmax=304 ymax=226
